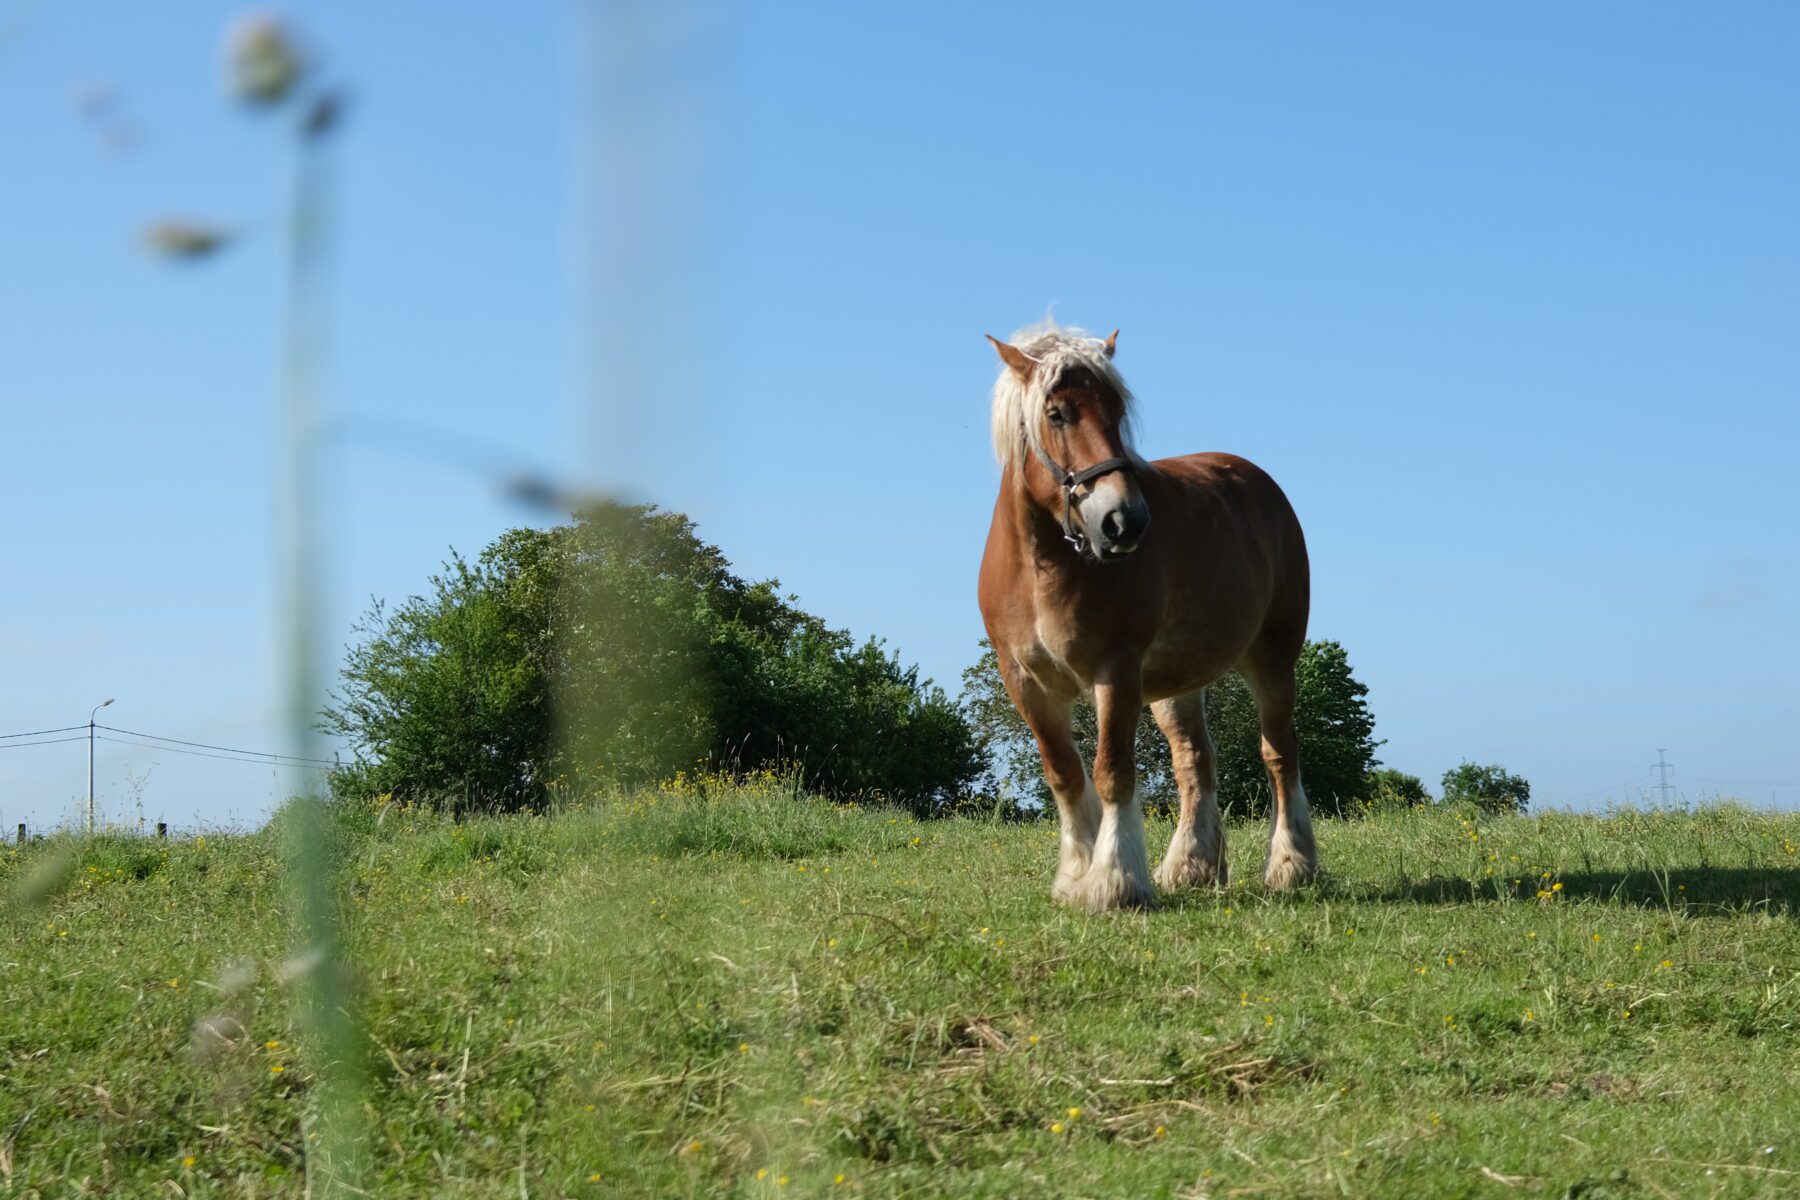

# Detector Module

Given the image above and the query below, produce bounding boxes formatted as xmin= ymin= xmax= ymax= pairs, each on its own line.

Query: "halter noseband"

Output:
xmin=1030 ymin=441 xmax=1133 ymax=556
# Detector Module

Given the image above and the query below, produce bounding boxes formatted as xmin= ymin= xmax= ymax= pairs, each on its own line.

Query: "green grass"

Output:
xmin=5 ymin=783 xmax=1800 ymax=1198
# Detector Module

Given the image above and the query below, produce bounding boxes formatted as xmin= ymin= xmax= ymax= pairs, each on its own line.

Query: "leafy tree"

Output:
xmin=960 ymin=646 xmax=1175 ymax=819
xmin=1364 ymin=768 xmax=1431 ymax=811
xmin=324 ymin=543 xmax=556 ymax=813
xmin=327 ymin=502 xmax=981 ymax=815
xmin=960 ymin=639 xmax=1382 ymax=819
xmin=1440 ymin=761 xmax=1530 ymax=814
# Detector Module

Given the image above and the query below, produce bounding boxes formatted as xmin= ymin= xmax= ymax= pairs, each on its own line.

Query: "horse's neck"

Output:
xmin=999 ymin=462 xmax=1073 ymax=569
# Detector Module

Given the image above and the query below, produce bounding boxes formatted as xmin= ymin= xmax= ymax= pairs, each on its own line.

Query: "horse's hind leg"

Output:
xmin=1007 ymin=674 xmax=1101 ymax=903
xmin=1241 ymin=643 xmax=1318 ymax=890
xmin=1151 ymin=690 xmax=1227 ymax=890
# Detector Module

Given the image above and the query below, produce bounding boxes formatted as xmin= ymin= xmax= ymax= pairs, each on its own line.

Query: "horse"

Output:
xmin=977 ymin=321 xmax=1316 ymax=912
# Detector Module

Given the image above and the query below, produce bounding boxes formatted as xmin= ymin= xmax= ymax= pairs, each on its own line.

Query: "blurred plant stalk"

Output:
xmin=228 ymin=11 xmax=365 ymax=1190
xmin=277 ymin=104 xmax=365 ymax=1194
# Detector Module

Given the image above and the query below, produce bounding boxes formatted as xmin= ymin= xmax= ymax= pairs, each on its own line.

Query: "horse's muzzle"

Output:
xmin=1095 ymin=500 xmax=1150 ymax=559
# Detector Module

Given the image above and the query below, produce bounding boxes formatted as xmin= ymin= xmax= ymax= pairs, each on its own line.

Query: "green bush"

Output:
xmin=1364 ymin=768 xmax=1432 ymax=812
xmin=326 ymin=503 xmax=982 ymax=815
xmin=1440 ymin=761 xmax=1531 ymax=814
xmin=960 ymin=639 xmax=1383 ymax=818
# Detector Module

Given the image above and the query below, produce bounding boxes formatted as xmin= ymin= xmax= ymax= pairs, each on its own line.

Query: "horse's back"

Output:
xmin=1148 ymin=450 xmax=1310 ymax=650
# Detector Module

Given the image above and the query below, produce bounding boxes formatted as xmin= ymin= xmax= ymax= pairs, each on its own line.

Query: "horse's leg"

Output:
xmin=1242 ymin=645 xmax=1318 ymax=890
xmin=1060 ymin=663 xmax=1156 ymax=912
xmin=1009 ymin=678 xmax=1100 ymax=903
xmin=1151 ymin=690 xmax=1227 ymax=890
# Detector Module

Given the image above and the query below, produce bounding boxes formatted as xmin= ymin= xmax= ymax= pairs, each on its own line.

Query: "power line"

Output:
xmin=0 ymin=721 xmax=341 ymax=768
xmin=93 ymin=734 xmax=334 ymax=770
xmin=1677 ymin=774 xmax=1800 ymax=789
xmin=96 ymin=724 xmax=336 ymax=766
xmin=0 ymin=734 xmax=90 ymax=750
xmin=1558 ymin=775 xmax=1652 ymax=805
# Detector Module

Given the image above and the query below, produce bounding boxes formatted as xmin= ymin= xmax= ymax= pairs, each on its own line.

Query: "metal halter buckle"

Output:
xmin=1060 ymin=475 xmax=1087 ymax=552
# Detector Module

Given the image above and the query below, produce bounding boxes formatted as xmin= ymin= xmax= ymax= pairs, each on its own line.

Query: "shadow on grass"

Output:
xmin=1354 ymin=867 xmax=1800 ymax=916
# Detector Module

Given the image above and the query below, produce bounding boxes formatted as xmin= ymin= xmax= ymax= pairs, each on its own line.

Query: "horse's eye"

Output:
xmin=1047 ymin=408 xmax=1068 ymax=427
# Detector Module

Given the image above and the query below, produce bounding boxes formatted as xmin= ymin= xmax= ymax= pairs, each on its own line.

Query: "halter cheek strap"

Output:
xmin=1029 ymin=441 xmax=1133 ymax=556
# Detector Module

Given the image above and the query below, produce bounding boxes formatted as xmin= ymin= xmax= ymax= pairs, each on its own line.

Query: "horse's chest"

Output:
xmin=1023 ymin=610 xmax=1083 ymax=681
xmin=1015 ymin=587 xmax=1148 ymax=691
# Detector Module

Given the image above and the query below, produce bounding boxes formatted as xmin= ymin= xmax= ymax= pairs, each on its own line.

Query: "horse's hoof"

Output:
xmin=1154 ymin=853 xmax=1227 ymax=892
xmin=1051 ymin=872 xmax=1085 ymax=906
xmin=1262 ymin=853 xmax=1318 ymax=891
xmin=1055 ymin=865 xmax=1158 ymax=912
xmin=1051 ymin=857 xmax=1093 ymax=905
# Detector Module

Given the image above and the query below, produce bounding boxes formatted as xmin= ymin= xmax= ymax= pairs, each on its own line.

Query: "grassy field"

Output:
xmin=5 ymin=782 xmax=1800 ymax=1198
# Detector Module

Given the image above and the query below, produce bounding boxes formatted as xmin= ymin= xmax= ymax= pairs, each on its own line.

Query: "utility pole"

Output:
xmin=88 ymin=697 xmax=114 ymax=834
xmin=1651 ymin=748 xmax=1674 ymax=806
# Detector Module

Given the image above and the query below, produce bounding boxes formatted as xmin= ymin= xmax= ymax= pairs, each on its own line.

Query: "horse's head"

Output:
xmin=988 ymin=326 xmax=1151 ymax=560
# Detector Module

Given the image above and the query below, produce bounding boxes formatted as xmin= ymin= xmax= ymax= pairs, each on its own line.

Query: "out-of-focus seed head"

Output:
xmin=274 ymin=946 xmax=324 ymax=985
xmin=6 ymin=849 xmax=74 ymax=912
xmin=500 ymin=472 xmax=611 ymax=515
xmin=224 ymin=13 xmax=304 ymax=106
xmin=215 ymin=960 xmax=258 ymax=995
xmin=71 ymin=81 xmax=117 ymax=119
xmin=143 ymin=221 xmax=233 ymax=261
xmin=190 ymin=1013 xmax=247 ymax=1061
xmin=301 ymin=89 xmax=346 ymax=140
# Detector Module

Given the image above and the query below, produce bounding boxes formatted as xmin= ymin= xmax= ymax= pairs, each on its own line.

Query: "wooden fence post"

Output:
xmin=156 ymin=822 xmax=167 ymax=839
xmin=15 ymin=822 xmax=24 ymax=845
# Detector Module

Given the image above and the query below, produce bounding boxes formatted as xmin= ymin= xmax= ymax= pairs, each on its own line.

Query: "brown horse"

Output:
xmin=977 ymin=322 xmax=1315 ymax=912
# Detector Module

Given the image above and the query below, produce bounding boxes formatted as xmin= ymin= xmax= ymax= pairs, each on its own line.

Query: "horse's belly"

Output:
xmin=1139 ymin=630 xmax=1248 ymax=701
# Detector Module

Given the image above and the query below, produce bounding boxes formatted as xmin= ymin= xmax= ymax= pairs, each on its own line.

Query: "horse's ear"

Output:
xmin=1104 ymin=329 xmax=1119 ymax=359
xmin=986 ymin=334 xmax=1034 ymax=378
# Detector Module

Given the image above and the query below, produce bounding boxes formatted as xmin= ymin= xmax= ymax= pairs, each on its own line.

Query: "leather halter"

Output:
xmin=1029 ymin=439 xmax=1133 ymax=556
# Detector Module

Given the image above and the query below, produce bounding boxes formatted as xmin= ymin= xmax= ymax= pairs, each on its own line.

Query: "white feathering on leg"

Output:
xmin=1052 ymin=777 xmax=1102 ymax=902
xmin=1060 ymin=799 xmax=1156 ymax=912
xmin=1264 ymin=779 xmax=1318 ymax=890
xmin=1155 ymin=799 xmax=1227 ymax=890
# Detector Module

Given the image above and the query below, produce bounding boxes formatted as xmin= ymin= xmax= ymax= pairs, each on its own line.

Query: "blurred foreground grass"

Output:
xmin=5 ymin=781 xmax=1800 ymax=1197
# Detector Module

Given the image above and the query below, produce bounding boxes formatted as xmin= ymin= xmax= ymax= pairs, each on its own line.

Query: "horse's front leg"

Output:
xmin=1062 ymin=662 xmax=1156 ymax=912
xmin=1008 ymin=677 xmax=1100 ymax=902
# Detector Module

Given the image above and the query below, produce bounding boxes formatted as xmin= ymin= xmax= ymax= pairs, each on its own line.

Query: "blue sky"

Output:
xmin=3 ymin=2 xmax=1797 ymax=830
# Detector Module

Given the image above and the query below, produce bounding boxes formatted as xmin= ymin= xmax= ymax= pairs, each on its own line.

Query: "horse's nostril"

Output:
xmin=1103 ymin=507 xmax=1147 ymax=545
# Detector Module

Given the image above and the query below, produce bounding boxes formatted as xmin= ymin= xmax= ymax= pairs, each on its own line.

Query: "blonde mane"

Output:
xmin=989 ymin=320 xmax=1139 ymax=468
